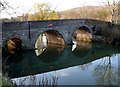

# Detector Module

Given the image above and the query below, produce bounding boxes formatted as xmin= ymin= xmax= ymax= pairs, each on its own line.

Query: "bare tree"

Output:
xmin=0 ymin=0 xmax=18 ymax=18
xmin=102 ymin=0 xmax=119 ymax=24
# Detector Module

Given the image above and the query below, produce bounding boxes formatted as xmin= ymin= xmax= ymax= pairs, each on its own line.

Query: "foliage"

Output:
xmin=101 ymin=26 xmax=120 ymax=45
xmin=1 ymin=2 xmax=60 ymax=21
xmin=21 ymin=3 xmax=60 ymax=21
xmin=0 ymin=76 xmax=14 ymax=86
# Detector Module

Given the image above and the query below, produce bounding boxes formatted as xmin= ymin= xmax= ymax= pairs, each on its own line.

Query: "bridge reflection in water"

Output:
xmin=3 ymin=42 xmax=120 ymax=79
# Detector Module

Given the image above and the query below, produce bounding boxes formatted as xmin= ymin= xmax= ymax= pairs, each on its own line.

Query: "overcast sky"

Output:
xmin=1 ymin=0 xmax=119 ymax=18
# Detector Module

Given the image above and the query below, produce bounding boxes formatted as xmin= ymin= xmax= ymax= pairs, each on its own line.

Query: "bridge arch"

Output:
xmin=44 ymin=30 xmax=65 ymax=45
xmin=78 ymin=26 xmax=92 ymax=33
xmin=72 ymin=26 xmax=92 ymax=43
xmin=6 ymin=37 xmax=22 ymax=54
xmin=35 ymin=30 xmax=65 ymax=56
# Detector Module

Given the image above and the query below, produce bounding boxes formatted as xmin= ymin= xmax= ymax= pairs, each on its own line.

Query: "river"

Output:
xmin=2 ymin=42 xmax=120 ymax=85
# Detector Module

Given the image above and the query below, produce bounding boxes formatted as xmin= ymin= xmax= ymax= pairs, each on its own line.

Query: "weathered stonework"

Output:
xmin=2 ymin=19 xmax=110 ymax=50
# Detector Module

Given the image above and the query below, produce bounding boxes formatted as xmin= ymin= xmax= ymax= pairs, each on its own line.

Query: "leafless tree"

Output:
xmin=0 ymin=0 xmax=18 ymax=18
xmin=102 ymin=0 xmax=119 ymax=24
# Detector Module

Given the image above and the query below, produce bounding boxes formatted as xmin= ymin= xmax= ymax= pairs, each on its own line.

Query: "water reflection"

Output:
xmin=12 ymin=54 xmax=119 ymax=85
xmin=72 ymin=38 xmax=77 ymax=51
xmin=94 ymin=56 xmax=118 ymax=85
xmin=2 ymin=43 xmax=120 ymax=85
xmin=7 ymin=52 xmax=22 ymax=63
xmin=38 ymin=44 xmax=64 ymax=63
xmin=78 ymin=63 xmax=92 ymax=71
xmin=12 ymin=74 xmax=58 ymax=86
xmin=72 ymin=41 xmax=92 ymax=58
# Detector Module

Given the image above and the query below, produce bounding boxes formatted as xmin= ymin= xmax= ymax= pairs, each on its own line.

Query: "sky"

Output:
xmin=1 ymin=0 xmax=119 ymax=18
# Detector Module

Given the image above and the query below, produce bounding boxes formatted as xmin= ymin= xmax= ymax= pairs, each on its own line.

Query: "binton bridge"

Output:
xmin=2 ymin=19 xmax=111 ymax=50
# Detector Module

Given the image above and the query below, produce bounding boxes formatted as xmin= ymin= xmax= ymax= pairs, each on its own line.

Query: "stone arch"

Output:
xmin=44 ymin=30 xmax=65 ymax=45
xmin=35 ymin=30 xmax=65 ymax=56
xmin=77 ymin=26 xmax=92 ymax=33
xmin=6 ymin=37 xmax=22 ymax=54
xmin=72 ymin=26 xmax=92 ymax=43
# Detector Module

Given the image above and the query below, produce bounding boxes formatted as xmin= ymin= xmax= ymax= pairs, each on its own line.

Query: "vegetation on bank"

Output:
xmin=1 ymin=3 xmax=60 ymax=22
xmin=100 ymin=25 xmax=120 ymax=45
xmin=1 ymin=76 xmax=14 ymax=86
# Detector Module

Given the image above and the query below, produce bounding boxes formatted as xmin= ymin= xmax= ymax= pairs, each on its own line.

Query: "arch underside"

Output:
xmin=45 ymin=30 xmax=65 ymax=45
xmin=6 ymin=37 xmax=22 ymax=54
xmin=35 ymin=30 xmax=65 ymax=56
xmin=73 ymin=26 xmax=92 ymax=43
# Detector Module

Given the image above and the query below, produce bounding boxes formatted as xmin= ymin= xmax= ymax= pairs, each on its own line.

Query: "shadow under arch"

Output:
xmin=35 ymin=30 xmax=65 ymax=59
xmin=78 ymin=26 xmax=92 ymax=33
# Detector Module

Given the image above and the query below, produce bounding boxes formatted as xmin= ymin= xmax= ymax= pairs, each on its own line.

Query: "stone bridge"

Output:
xmin=2 ymin=19 xmax=111 ymax=49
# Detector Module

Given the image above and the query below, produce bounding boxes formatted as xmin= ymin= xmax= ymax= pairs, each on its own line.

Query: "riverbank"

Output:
xmin=94 ymin=25 xmax=120 ymax=45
